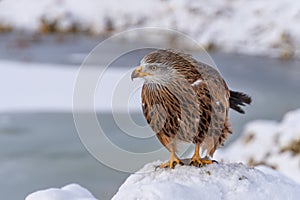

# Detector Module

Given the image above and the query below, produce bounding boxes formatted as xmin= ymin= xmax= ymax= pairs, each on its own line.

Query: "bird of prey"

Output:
xmin=131 ymin=49 xmax=251 ymax=168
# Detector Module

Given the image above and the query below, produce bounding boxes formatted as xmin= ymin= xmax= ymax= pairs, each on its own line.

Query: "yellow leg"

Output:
xmin=190 ymin=144 xmax=213 ymax=167
xmin=160 ymin=146 xmax=183 ymax=169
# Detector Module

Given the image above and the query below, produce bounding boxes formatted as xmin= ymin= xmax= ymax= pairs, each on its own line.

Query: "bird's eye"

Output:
xmin=150 ymin=65 xmax=157 ymax=71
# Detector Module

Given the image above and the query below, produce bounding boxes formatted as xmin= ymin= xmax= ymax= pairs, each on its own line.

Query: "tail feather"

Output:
xmin=229 ymin=90 xmax=251 ymax=114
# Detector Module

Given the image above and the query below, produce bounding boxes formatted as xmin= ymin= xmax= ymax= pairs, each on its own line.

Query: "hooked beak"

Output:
xmin=131 ymin=66 xmax=151 ymax=80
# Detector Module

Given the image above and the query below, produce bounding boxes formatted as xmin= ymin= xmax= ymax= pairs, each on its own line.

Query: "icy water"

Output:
xmin=0 ymin=33 xmax=300 ymax=200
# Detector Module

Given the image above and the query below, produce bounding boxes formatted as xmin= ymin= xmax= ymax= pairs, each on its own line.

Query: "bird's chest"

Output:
xmin=141 ymin=84 xmax=200 ymax=139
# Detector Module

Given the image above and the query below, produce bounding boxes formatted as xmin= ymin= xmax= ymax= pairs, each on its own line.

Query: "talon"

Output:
xmin=190 ymin=144 xmax=215 ymax=167
xmin=190 ymin=156 xmax=202 ymax=167
xmin=201 ymin=158 xmax=213 ymax=165
xmin=159 ymin=145 xmax=183 ymax=169
xmin=159 ymin=157 xmax=183 ymax=169
xmin=189 ymin=156 xmax=214 ymax=167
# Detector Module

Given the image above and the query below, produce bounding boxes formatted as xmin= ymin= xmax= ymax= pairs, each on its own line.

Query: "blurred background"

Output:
xmin=0 ymin=0 xmax=300 ymax=199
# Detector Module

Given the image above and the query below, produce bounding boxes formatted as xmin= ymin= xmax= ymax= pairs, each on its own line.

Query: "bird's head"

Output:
xmin=131 ymin=50 xmax=182 ymax=85
xmin=131 ymin=62 xmax=172 ymax=84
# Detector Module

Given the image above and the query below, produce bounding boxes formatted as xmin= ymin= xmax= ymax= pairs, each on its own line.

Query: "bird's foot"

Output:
xmin=159 ymin=157 xmax=184 ymax=169
xmin=189 ymin=156 xmax=216 ymax=167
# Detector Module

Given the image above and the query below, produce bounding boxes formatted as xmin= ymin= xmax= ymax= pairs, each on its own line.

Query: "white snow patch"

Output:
xmin=216 ymin=108 xmax=300 ymax=184
xmin=191 ymin=79 xmax=203 ymax=86
xmin=0 ymin=60 xmax=140 ymax=112
xmin=112 ymin=161 xmax=300 ymax=200
xmin=1 ymin=0 xmax=300 ymax=58
xmin=25 ymin=183 xmax=98 ymax=200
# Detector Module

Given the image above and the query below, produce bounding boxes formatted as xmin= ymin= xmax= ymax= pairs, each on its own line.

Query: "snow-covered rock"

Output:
xmin=25 ymin=162 xmax=300 ymax=200
xmin=1 ymin=0 xmax=300 ymax=58
xmin=216 ymin=109 xmax=300 ymax=184
xmin=25 ymin=184 xmax=98 ymax=200
xmin=112 ymin=161 xmax=300 ymax=200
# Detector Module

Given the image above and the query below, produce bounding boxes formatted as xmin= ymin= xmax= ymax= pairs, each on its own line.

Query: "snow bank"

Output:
xmin=112 ymin=161 xmax=300 ymax=200
xmin=25 ymin=184 xmax=98 ymax=200
xmin=216 ymin=109 xmax=300 ymax=183
xmin=1 ymin=0 xmax=300 ymax=58
xmin=25 ymin=162 xmax=300 ymax=200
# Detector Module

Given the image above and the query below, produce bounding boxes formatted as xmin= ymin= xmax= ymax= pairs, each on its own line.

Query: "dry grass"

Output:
xmin=248 ymin=157 xmax=277 ymax=170
xmin=243 ymin=133 xmax=255 ymax=144
xmin=0 ymin=23 xmax=12 ymax=32
xmin=280 ymin=139 xmax=300 ymax=156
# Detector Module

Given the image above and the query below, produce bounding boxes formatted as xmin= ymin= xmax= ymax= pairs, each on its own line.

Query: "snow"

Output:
xmin=0 ymin=60 xmax=139 ymax=112
xmin=112 ymin=161 xmax=300 ymax=200
xmin=25 ymin=184 xmax=98 ymax=200
xmin=26 ymin=162 xmax=300 ymax=200
xmin=216 ymin=109 xmax=300 ymax=184
xmin=23 ymin=109 xmax=300 ymax=199
xmin=0 ymin=61 xmax=76 ymax=112
xmin=1 ymin=0 xmax=300 ymax=58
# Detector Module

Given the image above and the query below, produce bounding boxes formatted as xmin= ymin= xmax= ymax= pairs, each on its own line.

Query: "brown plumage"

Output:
xmin=131 ymin=49 xmax=251 ymax=168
